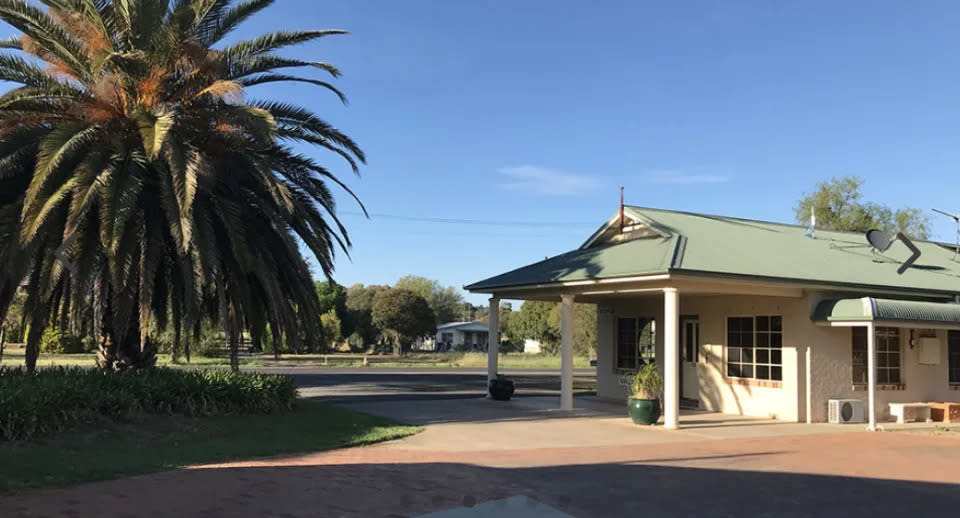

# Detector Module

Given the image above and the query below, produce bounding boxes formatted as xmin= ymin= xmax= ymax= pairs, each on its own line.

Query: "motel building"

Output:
xmin=466 ymin=206 xmax=960 ymax=430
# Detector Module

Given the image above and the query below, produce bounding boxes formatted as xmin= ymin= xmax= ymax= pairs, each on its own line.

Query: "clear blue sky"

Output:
xmin=198 ymin=2 xmax=960 ymax=303
xmin=240 ymin=0 xmax=960 ymax=305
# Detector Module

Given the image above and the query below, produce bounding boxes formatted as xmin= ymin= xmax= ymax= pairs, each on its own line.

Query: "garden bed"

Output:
xmin=0 ymin=367 xmax=298 ymax=441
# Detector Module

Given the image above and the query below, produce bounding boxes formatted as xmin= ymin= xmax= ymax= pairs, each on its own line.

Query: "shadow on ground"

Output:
xmin=2 ymin=460 xmax=955 ymax=518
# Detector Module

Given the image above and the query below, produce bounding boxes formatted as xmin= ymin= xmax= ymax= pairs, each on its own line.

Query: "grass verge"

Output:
xmin=0 ymin=347 xmax=592 ymax=369
xmin=0 ymin=400 xmax=420 ymax=493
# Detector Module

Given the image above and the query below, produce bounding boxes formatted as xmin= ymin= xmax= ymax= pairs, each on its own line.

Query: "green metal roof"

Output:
xmin=813 ymin=297 xmax=960 ymax=325
xmin=466 ymin=206 xmax=960 ymax=295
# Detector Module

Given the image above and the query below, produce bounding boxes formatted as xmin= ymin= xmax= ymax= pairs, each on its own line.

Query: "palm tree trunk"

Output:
xmin=25 ymin=320 xmax=42 ymax=373
xmin=172 ymin=321 xmax=182 ymax=364
xmin=271 ymin=326 xmax=281 ymax=360
xmin=227 ymin=303 xmax=240 ymax=373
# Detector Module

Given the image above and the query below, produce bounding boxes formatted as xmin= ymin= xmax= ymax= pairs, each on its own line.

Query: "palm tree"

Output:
xmin=0 ymin=0 xmax=364 ymax=372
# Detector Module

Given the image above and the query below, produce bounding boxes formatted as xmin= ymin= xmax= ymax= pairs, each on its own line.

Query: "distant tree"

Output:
xmin=796 ymin=177 xmax=931 ymax=239
xmin=394 ymin=276 xmax=465 ymax=324
xmin=508 ymin=301 xmax=559 ymax=353
xmin=316 ymin=282 xmax=352 ymax=338
xmin=344 ymin=284 xmax=390 ymax=350
xmin=320 ymin=310 xmax=343 ymax=349
xmin=460 ymin=302 xmax=480 ymax=321
xmin=548 ymin=303 xmax=597 ymax=357
xmin=371 ymin=289 xmax=435 ymax=355
xmin=506 ymin=301 xmax=596 ymax=356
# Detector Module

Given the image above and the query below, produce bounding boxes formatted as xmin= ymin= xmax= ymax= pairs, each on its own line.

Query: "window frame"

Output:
xmin=851 ymin=326 xmax=903 ymax=386
xmin=615 ymin=316 xmax=656 ymax=372
xmin=725 ymin=315 xmax=783 ymax=382
xmin=948 ymin=331 xmax=960 ymax=385
xmin=874 ymin=327 xmax=902 ymax=385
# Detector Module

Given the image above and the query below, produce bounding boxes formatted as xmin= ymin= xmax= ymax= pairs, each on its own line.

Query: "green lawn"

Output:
xmin=0 ymin=400 xmax=420 ymax=493
xmin=0 ymin=347 xmax=592 ymax=369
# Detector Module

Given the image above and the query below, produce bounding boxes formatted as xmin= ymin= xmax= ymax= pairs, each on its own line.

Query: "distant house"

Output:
xmin=417 ymin=322 xmax=490 ymax=352
xmin=467 ymin=205 xmax=960 ymax=430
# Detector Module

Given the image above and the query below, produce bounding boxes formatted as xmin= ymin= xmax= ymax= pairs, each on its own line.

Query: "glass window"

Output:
xmin=852 ymin=327 xmax=902 ymax=385
xmin=617 ymin=317 xmax=655 ymax=371
xmin=950 ymin=331 xmax=960 ymax=384
xmin=876 ymin=327 xmax=901 ymax=385
xmin=851 ymin=327 xmax=867 ymax=385
xmin=727 ymin=316 xmax=782 ymax=381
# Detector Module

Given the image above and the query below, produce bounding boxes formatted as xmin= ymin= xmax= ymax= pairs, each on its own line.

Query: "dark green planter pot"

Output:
xmin=628 ymin=397 xmax=661 ymax=425
xmin=488 ymin=379 xmax=515 ymax=401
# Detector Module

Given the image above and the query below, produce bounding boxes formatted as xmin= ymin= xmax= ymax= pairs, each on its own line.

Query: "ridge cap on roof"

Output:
xmin=625 ymin=205 xmax=943 ymax=244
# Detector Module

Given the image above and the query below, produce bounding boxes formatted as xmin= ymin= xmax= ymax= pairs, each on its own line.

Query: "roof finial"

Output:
xmin=619 ymin=186 xmax=625 ymax=232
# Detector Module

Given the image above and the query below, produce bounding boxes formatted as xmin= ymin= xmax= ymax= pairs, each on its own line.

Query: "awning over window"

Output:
xmin=812 ymin=297 xmax=960 ymax=326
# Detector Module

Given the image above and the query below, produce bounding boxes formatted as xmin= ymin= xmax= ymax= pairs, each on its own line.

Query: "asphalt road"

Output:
xmin=247 ymin=367 xmax=596 ymax=404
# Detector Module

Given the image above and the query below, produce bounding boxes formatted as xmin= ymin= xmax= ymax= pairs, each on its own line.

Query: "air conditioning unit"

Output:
xmin=828 ymin=399 xmax=865 ymax=424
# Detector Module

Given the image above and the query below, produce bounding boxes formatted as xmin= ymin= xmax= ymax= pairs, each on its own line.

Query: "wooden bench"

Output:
xmin=888 ymin=402 xmax=932 ymax=424
xmin=929 ymin=402 xmax=960 ymax=423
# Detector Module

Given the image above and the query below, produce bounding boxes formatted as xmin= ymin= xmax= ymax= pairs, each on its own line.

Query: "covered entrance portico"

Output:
xmin=480 ymin=275 xmax=805 ymax=430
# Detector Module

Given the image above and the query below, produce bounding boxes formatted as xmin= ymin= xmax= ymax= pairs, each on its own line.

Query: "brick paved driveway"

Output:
xmin=1 ymin=373 xmax=958 ymax=518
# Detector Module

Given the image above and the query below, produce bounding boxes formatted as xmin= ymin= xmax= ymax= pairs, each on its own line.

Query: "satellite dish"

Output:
xmin=866 ymin=229 xmax=895 ymax=252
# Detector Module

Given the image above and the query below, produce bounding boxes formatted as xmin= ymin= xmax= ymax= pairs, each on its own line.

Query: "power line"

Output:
xmin=338 ymin=211 xmax=595 ymax=229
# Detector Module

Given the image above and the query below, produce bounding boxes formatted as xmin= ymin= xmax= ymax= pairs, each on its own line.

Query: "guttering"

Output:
xmin=471 ymin=273 xmax=671 ymax=293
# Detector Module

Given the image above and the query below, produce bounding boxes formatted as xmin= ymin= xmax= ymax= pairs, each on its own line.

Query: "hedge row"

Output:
xmin=0 ymin=367 xmax=298 ymax=441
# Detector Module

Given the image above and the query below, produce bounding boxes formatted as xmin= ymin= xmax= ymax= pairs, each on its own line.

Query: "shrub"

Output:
xmin=630 ymin=362 xmax=663 ymax=400
xmin=196 ymin=334 xmax=225 ymax=357
xmin=0 ymin=367 xmax=298 ymax=441
xmin=39 ymin=328 xmax=85 ymax=354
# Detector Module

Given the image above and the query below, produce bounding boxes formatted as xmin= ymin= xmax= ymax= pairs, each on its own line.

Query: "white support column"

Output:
xmin=805 ymin=346 xmax=812 ymax=424
xmin=487 ymin=297 xmax=500 ymax=388
xmin=866 ymin=323 xmax=877 ymax=431
xmin=560 ymin=294 xmax=575 ymax=411
xmin=663 ymin=288 xmax=680 ymax=429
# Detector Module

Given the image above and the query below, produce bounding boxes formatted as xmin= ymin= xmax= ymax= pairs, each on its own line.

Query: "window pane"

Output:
xmin=728 ymin=347 xmax=740 ymax=363
xmin=728 ymin=364 xmax=740 ymax=377
xmin=757 ymin=349 xmax=769 ymax=364
xmin=877 ymin=370 xmax=889 ymax=384
xmin=771 ymin=367 xmax=782 ymax=381
xmin=888 ymin=370 xmax=901 ymax=384
xmin=728 ymin=331 xmax=740 ymax=347
xmin=888 ymin=353 xmax=900 ymax=367
xmin=741 ymin=365 xmax=754 ymax=378
xmin=757 ymin=316 xmax=769 ymax=332
xmin=729 ymin=318 xmax=740 ymax=333
xmin=741 ymin=318 xmax=754 ymax=334
xmin=951 ymin=331 xmax=960 ymax=383
xmin=757 ymin=333 xmax=769 ymax=347
xmin=757 ymin=365 xmax=770 ymax=380
xmin=771 ymin=333 xmax=783 ymax=347
xmin=771 ymin=349 xmax=782 ymax=365
xmin=771 ymin=316 xmax=782 ymax=332
xmin=742 ymin=348 xmax=753 ymax=363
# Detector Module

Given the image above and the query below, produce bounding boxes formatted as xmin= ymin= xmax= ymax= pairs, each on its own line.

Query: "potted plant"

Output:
xmin=627 ymin=363 xmax=663 ymax=425
xmin=488 ymin=374 xmax=515 ymax=401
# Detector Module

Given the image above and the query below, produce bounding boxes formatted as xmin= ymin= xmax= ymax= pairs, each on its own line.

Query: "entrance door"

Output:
xmin=680 ymin=317 xmax=700 ymax=404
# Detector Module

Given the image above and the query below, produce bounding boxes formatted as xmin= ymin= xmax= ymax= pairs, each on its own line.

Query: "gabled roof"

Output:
xmin=437 ymin=321 xmax=489 ymax=332
xmin=466 ymin=206 xmax=960 ymax=296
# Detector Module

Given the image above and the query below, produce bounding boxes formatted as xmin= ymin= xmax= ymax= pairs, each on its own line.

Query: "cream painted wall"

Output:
xmin=595 ymin=291 xmax=959 ymax=423
xmin=596 ymin=294 xmax=804 ymax=421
